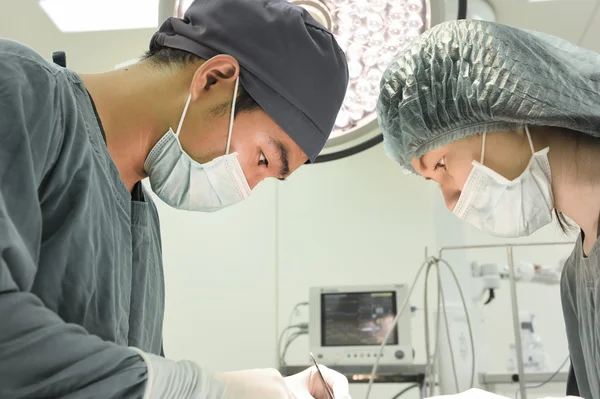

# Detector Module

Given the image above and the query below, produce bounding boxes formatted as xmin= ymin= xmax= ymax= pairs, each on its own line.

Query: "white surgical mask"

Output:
xmin=144 ymin=77 xmax=251 ymax=212
xmin=452 ymin=126 xmax=554 ymax=238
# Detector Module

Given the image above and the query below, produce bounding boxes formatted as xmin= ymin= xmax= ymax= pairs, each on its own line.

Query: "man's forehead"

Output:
xmin=410 ymin=156 xmax=424 ymax=173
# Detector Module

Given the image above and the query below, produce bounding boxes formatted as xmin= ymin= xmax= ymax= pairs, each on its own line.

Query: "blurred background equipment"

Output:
xmin=308 ymin=285 xmax=413 ymax=366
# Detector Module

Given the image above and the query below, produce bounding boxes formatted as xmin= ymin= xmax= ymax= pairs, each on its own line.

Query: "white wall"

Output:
xmin=154 ymin=181 xmax=280 ymax=371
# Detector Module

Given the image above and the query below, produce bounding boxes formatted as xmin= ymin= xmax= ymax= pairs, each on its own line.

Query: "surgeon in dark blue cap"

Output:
xmin=0 ymin=0 xmax=348 ymax=398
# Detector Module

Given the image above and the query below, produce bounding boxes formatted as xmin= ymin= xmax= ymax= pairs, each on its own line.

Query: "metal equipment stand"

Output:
xmin=479 ymin=371 xmax=569 ymax=393
xmin=438 ymin=241 xmax=574 ymax=399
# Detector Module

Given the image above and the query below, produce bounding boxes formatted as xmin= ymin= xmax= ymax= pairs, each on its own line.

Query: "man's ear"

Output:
xmin=190 ymin=55 xmax=240 ymax=101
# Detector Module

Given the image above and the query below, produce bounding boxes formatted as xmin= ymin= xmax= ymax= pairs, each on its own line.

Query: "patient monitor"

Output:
xmin=309 ymin=284 xmax=413 ymax=366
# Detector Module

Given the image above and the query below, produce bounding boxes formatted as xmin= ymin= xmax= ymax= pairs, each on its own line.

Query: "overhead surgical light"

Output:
xmin=298 ymin=0 xmax=429 ymax=141
xmin=295 ymin=0 xmax=435 ymax=161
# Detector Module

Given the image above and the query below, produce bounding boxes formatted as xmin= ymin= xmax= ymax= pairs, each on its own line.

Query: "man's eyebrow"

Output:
xmin=270 ymin=138 xmax=290 ymax=180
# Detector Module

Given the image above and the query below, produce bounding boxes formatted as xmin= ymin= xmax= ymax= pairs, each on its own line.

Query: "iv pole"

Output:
xmin=438 ymin=241 xmax=574 ymax=399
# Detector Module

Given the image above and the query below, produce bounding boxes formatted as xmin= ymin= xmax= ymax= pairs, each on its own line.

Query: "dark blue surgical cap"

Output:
xmin=151 ymin=0 xmax=349 ymax=162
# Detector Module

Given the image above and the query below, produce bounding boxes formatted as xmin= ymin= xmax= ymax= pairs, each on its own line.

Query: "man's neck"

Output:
xmin=549 ymin=134 xmax=600 ymax=244
xmin=80 ymin=65 xmax=190 ymax=191
xmin=557 ymin=179 xmax=600 ymax=237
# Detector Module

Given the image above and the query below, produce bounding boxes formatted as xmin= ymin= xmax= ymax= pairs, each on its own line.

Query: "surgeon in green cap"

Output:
xmin=378 ymin=19 xmax=600 ymax=399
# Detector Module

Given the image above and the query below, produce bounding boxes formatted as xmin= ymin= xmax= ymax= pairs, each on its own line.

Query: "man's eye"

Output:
xmin=259 ymin=152 xmax=269 ymax=166
xmin=434 ymin=157 xmax=446 ymax=171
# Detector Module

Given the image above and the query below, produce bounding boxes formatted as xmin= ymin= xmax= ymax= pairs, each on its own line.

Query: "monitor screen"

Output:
xmin=321 ymin=291 xmax=399 ymax=347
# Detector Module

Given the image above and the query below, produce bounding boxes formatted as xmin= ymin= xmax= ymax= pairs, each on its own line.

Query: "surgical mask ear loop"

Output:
xmin=480 ymin=132 xmax=487 ymax=164
xmin=225 ymin=77 xmax=240 ymax=155
xmin=175 ymin=94 xmax=193 ymax=138
xmin=524 ymin=125 xmax=535 ymax=155
xmin=480 ymin=126 xmax=535 ymax=166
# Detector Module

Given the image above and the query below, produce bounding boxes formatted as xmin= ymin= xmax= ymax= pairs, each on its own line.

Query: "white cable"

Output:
xmin=278 ymin=303 xmax=308 ymax=366
xmin=278 ymin=324 xmax=308 ymax=366
xmin=424 ymin=260 xmax=457 ymax=397
xmin=426 ymin=258 xmax=458 ymax=397
xmin=431 ymin=266 xmax=444 ymax=396
xmin=424 ymin=262 xmax=433 ymax=394
xmin=429 ymin=295 xmax=439 ymax=393
xmin=424 ymin=260 xmax=443 ymax=396
xmin=365 ymin=256 xmax=474 ymax=399
xmin=288 ymin=303 xmax=309 ymax=327
xmin=439 ymin=275 xmax=460 ymax=392
xmin=365 ymin=258 xmax=434 ymax=399
xmin=437 ymin=257 xmax=476 ymax=389
xmin=515 ymin=358 xmax=569 ymax=397
xmin=280 ymin=303 xmax=308 ymax=364
xmin=425 ymin=257 xmax=475 ymax=395
xmin=514 ymin=356 xmax=570 ymax=399
xmin=281 ymin=331 xmax=308 ymax=366
xmin=432 ymin=265 xmax=445 ymax=396
xmin=390 ymin=383 xmax=420 ymax=399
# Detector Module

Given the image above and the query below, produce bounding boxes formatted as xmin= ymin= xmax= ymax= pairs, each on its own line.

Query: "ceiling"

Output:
xmin=0 ymin=0 xmax=599 ymax=70
xmin=0 ymin=1 xmax=156 ymax=73
xmin=487 ymin=0 xmax=600 ymax=51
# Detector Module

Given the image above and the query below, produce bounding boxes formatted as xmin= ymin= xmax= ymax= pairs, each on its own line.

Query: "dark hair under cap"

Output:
xmin=150 ymin=0 xmax=349 ymax=162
